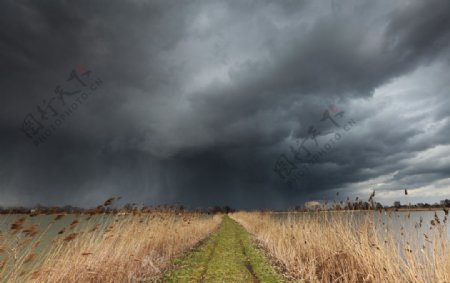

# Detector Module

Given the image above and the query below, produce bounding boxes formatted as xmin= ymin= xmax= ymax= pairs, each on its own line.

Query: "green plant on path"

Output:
xmin=163 ymin=215 xmax=283 ymax=283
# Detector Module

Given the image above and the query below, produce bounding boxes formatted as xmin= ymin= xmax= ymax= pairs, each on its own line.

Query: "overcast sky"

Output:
xmin=1 ymin=0 xmax=450 ymax=209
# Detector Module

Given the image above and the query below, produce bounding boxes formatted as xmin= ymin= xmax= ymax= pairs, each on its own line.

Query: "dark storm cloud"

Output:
xmin=1 ymin=0 xmax=450 ymax=208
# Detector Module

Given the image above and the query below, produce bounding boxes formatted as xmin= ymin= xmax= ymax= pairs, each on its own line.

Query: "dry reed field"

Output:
xmin=231 ymin=210 xmax=450 ymax=283
xmin=0 ymin=208 xmax=222 ymax=283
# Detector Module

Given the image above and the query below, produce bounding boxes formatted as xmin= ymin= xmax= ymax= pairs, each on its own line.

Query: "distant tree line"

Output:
xmin=293 ymin=200 xmax=450 ymax=212
xmin=0 ymin=201 xmax=235 ymax=215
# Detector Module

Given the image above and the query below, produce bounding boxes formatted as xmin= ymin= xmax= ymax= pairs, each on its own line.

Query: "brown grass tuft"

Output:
xmin=24 ymin=253 xmax=35 ymax=264
xmin=10 ymin=217 xmax=27 ymax=231
xmin=23 ymin=224 xmax=39 ymax=237
xmin=103 ymin=197 xmax=115 ymax=206
xmin=64 ymin=233 xmax=79 ymax=242
xmin=54 ymin=214 xmax=65 ymax=221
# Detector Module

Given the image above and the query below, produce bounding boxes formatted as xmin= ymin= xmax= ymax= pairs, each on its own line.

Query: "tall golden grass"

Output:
xmin=0 ymin=210 xmax=222 ymax=282
xmin=231 ymin=210 xmax=450 ymax=282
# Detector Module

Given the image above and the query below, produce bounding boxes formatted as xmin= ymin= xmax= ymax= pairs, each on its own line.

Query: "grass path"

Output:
xmin=163 ymin=215 xmax=283 ymax=283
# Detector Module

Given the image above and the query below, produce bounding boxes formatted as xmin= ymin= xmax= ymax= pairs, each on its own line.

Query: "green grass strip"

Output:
xmin=163 ymin=215 xmax=283 ymax=283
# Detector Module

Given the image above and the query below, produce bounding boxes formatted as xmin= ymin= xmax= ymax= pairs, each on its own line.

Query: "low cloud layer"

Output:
xmin=1 ymin=0 xmax=450 ymax=208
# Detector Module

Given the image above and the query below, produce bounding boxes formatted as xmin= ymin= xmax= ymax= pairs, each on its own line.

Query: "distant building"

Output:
xmin=304 ymin=201 xmax=321 ymax=210
xmin=394 ymin=201 xmax=401 ymax=208
xmin=440 ymin=199 xmax=450 ymax=206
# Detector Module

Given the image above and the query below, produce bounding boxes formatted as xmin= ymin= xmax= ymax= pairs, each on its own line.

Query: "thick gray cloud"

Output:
xmin=1 ymin=0 xmax=450 ymax=208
